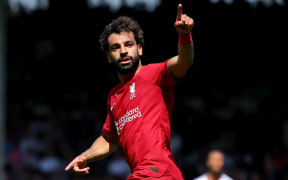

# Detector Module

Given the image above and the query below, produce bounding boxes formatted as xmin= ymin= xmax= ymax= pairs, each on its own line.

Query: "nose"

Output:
xmin=120 ymin=46 xmax=128 ymax=57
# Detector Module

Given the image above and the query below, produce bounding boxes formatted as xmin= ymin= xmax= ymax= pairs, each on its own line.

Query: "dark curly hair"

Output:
xmin=99 ymin=16 xmax=144 ymax=53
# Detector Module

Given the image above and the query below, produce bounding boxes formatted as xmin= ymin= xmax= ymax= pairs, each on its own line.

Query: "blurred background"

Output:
xmin=1 ymin=0 xmax=288 ymax=179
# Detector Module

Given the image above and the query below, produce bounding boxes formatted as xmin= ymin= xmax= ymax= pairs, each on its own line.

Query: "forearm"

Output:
xmin=178 ymin=33 xmax=194 ymax=67
xmin=81 ymin=135 xmax=119 ymax=163
xmin=168 ymin=5 xmax=194 ymax=78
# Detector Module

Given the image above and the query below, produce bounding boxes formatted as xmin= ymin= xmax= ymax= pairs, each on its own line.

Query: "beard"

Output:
xmin=111 ymin=54 xmax=140 ymax=75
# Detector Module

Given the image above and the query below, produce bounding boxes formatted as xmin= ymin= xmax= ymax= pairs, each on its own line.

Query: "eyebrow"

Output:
xmin=110 ymin=40 xmax=135 ymax=47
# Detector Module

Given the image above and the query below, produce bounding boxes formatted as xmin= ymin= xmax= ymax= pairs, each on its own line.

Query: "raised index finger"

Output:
xmin=177 ymin=4 xmax=182 ymax=21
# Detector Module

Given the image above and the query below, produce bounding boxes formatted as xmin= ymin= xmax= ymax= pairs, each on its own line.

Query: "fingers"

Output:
xmin=185 ymin=15 xmax=190 ymax=25
xmin=175 ymin=14 xmax=188 ymax=27
xmin=65 ymin=158 xmax=85 ymax=171
xmin=182 ymin=14 xmax=187 ymax=24
xmin=65 ymin=159 xmax=90 ymax=175
xmin=177 ymin=4 xmax=182 ymax=21
xmin=175 ymin=4 xmax=194 ymax=33
xmin=188 ymin=18 xmax=194 ymax=29
xmin=74 ymin=165 xmax=90 ymax=174
xmin=65 ymin=161 xmax=76 ymax=171
xmin=65 ymin=159 xmax=81 ymax=171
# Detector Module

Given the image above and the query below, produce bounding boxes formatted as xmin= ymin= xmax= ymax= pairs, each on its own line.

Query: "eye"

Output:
xmin=126 ymin=41 xmax=134 ymax=47
xmin=111 ymin=45 xmax=120 ymax=51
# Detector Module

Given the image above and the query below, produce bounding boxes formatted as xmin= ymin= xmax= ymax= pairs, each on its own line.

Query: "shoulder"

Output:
xmin=139 ymin=60 xmax=176 ymax=86
xmin=107 ymin=83 xmax=122 ymax=99
xmin=193 ymin=174 xmax=207 ymax=180
xmin=142 ymin=60 xmax=168 ymax=71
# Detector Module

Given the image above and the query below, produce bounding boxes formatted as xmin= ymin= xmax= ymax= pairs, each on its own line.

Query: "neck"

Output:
xmin=118 ymin=60 xmax=142 ymax=83
xmin=207 ymin=172 xmax=222 ymax=180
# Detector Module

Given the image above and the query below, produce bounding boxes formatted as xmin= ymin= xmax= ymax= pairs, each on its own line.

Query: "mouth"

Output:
xmin=120 ymin=57 xmax=132 ymax=65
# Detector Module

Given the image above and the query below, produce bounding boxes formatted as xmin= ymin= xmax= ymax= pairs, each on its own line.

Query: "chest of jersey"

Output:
xmin=109 ymin=77 xmax=163 ymax=136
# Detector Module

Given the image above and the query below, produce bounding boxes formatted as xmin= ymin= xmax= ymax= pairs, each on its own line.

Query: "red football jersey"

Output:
xmin=102 ymin=60 xmax=184 ymax=180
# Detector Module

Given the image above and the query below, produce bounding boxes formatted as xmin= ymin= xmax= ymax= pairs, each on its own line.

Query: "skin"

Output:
xmin=65 ymin=4 xmax=194 ymax=174
xmin=107 ymin=31 xmax=143 ymax=83
xmin=206 ymin=150 xmax=225 ymax=180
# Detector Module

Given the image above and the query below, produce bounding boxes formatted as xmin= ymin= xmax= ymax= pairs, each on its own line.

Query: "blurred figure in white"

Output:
xmin=107 ymin=150 xmax=130 ymax=180
xmin=194 ymin=150 xmax=233 ymax=180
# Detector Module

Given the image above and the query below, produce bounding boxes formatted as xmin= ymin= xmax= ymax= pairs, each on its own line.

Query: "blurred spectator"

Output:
xmin=20 ymin=131 xmax=47 ymax=157
xmin=194 ymin=150 xmax=233 ymax=180
xmin=106 ymin=150 xmax=130 ymax=180
xmin=38 ymin=144 xmax=61 ymax=175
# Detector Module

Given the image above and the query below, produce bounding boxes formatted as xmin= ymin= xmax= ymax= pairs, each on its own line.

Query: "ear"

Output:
xmin=106 ymin=52 xmax=112 ymax=63
xmin=138 ymin=44 xmax=143 ymax=56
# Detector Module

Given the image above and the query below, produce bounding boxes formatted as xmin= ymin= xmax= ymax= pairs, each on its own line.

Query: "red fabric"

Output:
xmin=179 ymin=32 xmax=192 ymax=45
xmin=102 ymin=60 xmax=184 ymax=180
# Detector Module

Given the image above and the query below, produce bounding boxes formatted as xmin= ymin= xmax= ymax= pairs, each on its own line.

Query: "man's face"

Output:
xmin=206 ymin=151 xmax=225 ymax=174
xmin=107 ymin=31 xmax=143 ymax=75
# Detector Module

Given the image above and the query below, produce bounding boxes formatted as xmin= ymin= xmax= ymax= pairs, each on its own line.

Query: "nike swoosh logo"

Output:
xmin=111 ymin=102 xmax=116 ymax=111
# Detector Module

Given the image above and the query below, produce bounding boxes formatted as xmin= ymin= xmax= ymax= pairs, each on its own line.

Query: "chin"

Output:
xmin=118 ymin=62 xmax=137 ymax=74
xmin=118 ymin=67 xmax=134 ymax=75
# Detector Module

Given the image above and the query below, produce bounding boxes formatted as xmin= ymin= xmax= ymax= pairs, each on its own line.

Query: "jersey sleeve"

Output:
xmin=102 ymin=94 xmax=117 ymax=140
xmin=102 ymin=112 xmax=117 ymax=140
xmin=142 ymin=60 xmax=177 ymax=86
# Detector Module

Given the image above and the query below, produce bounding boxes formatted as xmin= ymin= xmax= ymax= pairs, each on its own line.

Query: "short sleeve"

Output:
xmin=102 ymin=113 xmax=117 ymax=140
xmin=141 ymin=60 xmax=177 ymax=86
xmin=102 ymin=96 xmax=117 ymax=140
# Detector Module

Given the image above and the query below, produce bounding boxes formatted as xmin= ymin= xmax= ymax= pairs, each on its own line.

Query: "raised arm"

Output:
xmin=65 ymin=134 xmax=119 ymax=174
xmin=167 ymin=4 xmax=194 ymax=79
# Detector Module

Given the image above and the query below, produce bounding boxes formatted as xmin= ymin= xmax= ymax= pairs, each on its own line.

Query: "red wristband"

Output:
xmin=179 ymin=32 xmax=192 ymax=45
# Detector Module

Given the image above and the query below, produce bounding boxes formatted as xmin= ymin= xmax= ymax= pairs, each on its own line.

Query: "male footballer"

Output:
xmin=65 ymin=4 xmax=194 ymax=179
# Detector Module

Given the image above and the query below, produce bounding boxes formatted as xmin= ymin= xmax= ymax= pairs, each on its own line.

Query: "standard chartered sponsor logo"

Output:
xmin=119 ymin=106 xmax=141 ymax=130
xmin=114 ymin=106 xmax=142 ymax=135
